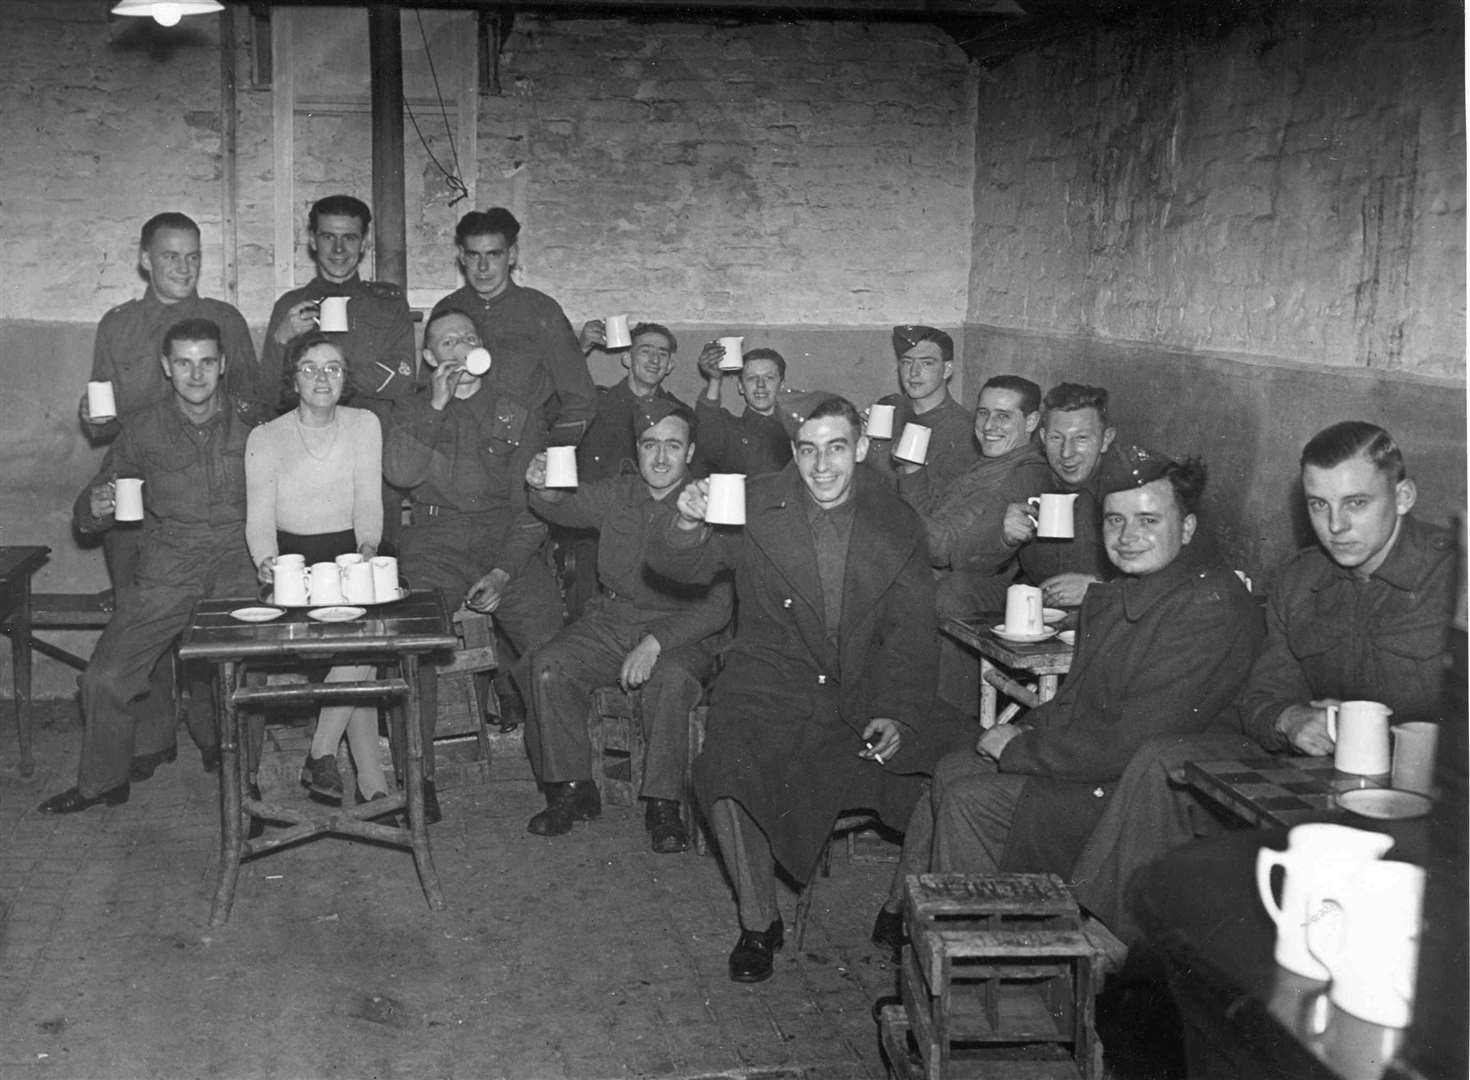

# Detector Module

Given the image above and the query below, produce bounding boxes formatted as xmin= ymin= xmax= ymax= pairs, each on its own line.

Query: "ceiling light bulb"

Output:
xmin=152 ymin=5 xmax=182 ymax=26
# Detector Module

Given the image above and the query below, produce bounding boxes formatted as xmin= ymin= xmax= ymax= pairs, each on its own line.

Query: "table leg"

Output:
xmin=401 ymin=653 xmax=444 ymax=911
xmin=1038 ymin=674 xmax=1059 ymax=703
xmin=210 ymin=660 xmax=244 ymax=927
xmin=978 ymin=656 xmax=998 ymax=730
xmin=10 ymin=579 xmax=35 ymax=776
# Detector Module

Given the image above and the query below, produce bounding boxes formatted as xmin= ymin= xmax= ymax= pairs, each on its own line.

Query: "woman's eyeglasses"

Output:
xmin=298 ymin=363 xmax=345 ymax=380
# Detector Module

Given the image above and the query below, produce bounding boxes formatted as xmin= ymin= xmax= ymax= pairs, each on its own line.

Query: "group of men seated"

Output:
xmin=35 ymin=194 xmax=1456 ymax=989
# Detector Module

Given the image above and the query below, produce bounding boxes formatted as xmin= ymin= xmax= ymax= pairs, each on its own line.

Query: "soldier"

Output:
xmin=430 ymin=208 xmax=596 ymax=448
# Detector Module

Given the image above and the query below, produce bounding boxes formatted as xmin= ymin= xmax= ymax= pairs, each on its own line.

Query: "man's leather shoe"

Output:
xmin=421 ymin=780 xmax=442 ymax=826
xmin=495 ymin=686 xmax=526 ymax=734
xmin=200 ymin=745 xmax=221 ymax=774
xmin=527 ymin=780 xmax=601 ymax=836
xmin=129 ymin=743 xmax=178 ymax=782
xmin=645 ymin=798 xmax=689 ymax=854
xmin=246 ymin=782 xmax=265 ymax=840
xmin=871 ymin=906 xmax=905 ymax=961
xmin=729 ymin=918 xmax=785 ymax=983
xmin=38 ymin=782 xmax=131 ymax=814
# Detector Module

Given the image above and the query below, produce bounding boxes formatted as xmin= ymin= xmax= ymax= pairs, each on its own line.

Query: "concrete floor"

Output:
xmin=0 ymin=700 xmax=905 ymax=1080
xmin=0 ymin=700 xmax=1185 ymax=1080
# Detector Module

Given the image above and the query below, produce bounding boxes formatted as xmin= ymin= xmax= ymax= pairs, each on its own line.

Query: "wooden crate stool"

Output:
xmin=587 ymin=685 xmax=643 ymax=807
xmin=430 ymin=609 xmax=498 ymax=783
xmin=898 ymin=873 xmax=1102 ymax=1080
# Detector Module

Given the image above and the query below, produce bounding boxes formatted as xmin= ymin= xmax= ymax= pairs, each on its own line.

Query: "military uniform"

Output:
xmin=430 ymin=282 xmax=596 ymax=447
xmin=865 ymin=391 xmax=981 ymax=496
xmin=89 ymin=291 xmax=266 ymax=439
xmin=525 ymin=472 xmax=731 ymax=796
xmin=1240 ymin=513 xmax=1454 ymax=747
xmin=927 ymin=541 xmax=1264 ymax=878
xmin=261 ymin=274 xmax=417 ymax=416
xmin=690 ymin=397 xmax=792 ymax=478
xmin=382 ymin=381 xmax=564 ymax=778
xmin=1068 ymin=514 xmax=1454 ymax=943
xmin=71 ymin=394 xmax=264 ymax=798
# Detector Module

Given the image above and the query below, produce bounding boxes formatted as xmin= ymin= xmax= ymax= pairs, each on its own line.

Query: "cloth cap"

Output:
xmin=632 ymin=396 xmax=684 ymax=437
xmin=892 ymin=324 xmax=943 ymax=356
xmin=1101 ymin=444 xmax=1175 ymax=497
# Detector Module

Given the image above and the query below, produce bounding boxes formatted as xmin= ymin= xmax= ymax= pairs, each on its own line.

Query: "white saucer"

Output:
xmin=308 ymin=606 xmax=367 ymax=623
xmin=266 ymin=585 xmax=408 ymax=609
xmin=1057 ymin=630 xmax=1076 ymax=646
xmin=1043 ymin=607 xmax=1067 ymax=623
xmin=1336 ymin=788 xmax=1433 ymax=821
xmin=991 ymin=625 xmax=1058 ymax=644
xmin=230 ymin=606 xmax=285 ymax=623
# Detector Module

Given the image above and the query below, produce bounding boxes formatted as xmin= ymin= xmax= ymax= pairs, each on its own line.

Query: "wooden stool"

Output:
xmin=431 ymin=609 xmax=498 ymax=783
xmin=587 ymin=685 xmax=644 ymax=807
xmin=899 ymin=873 xmax=1103 ymax=1080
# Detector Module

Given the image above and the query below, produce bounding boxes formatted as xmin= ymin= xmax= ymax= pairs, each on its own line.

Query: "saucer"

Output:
xmin=1336 ymin=788 xmax=1433 ymax=821
xmin=230 ymin=606 xmax=285 ymax=623
xmin=1043 ymin=607 xmax=1067 ymax=623
xmin=991 ymin=625 xmax=1058 ymax=645
xmin=308 ymin=606 xmax=367 ymax=623
xmin=1057 ymin=630 xmax=1077 ymax=646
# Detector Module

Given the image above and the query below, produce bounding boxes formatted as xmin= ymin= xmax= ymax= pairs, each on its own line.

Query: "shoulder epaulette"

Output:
xmin=364 ymin=281 xmax=404 ymax=301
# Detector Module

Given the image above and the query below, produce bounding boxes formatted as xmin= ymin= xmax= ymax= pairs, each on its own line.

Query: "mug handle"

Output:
xmin=1255 ymin=848 xmax=1289 ymax=926
xmin=1026 ymin=495 xmax=1041 ymax=520
xmin=1324 ymin=704 xmax=1338 ymax=742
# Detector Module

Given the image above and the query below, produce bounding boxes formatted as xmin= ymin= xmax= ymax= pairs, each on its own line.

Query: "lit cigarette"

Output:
xmin=873 ymin=750 xmax=885 ymax=765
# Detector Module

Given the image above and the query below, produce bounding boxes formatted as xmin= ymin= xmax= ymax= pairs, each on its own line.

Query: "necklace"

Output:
xmin=294 ymin=411 xmax=340 ymax=461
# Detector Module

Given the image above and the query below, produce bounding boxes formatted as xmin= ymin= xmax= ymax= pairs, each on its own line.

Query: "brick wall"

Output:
xmin=965 ymin=4 xmax=1465 ymax=377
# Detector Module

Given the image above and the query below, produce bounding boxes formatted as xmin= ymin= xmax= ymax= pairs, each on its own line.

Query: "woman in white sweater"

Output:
xmin=245 ymin=333 xmax=388 ymax=804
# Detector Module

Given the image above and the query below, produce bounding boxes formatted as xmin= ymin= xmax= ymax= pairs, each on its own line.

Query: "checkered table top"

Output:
xmin=1185 ymin=755 xmax=1377 ymax=829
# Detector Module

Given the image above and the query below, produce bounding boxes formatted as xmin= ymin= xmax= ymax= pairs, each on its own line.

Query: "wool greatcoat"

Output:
xmin=993 ymin=539 xmax=1265 ymax=874
xmin=646 ymin=463 xmax=948 ymax=883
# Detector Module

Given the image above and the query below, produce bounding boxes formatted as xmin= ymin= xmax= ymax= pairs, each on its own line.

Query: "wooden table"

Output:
xmin=941 ymin=617 xmax=1073 ymax=728
xmin=1135 ymin=826 xmax=1431 ymax=1080
xmin=0 ymin=545 xmax=51 ymax=776
xmin=178 ymin=591 xmax=459 ymax=926
xmin=1184 ymin=754 xmax=1391 ymax=830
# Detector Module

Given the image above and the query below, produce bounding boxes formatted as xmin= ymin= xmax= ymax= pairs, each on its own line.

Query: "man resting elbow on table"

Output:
xmin=1064 ymin=421 xmax=1455 ymax=943
xmin=871 ymin=450 xmax=1263 ymax=952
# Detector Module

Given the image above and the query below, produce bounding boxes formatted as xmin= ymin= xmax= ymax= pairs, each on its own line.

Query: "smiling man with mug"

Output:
xmin=646 ymin=396 xmax=953 ymax=982
xmin=40 ymin=318 xmax=268 ymax=814
xmin=866 ymin=325 xmax=982 ymax=495
xmin=870 ymin=450 xmax=1262 ymax=946
xmin=521 ymin=399 xmax=731 ymax=852
xmin=261 ymin=195 xmax=417 ymax=416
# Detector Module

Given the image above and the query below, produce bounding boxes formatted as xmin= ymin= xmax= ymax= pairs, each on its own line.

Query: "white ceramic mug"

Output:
xmin=894 ymin=423 xmax=931 ymax=465
xmin=113 ymin=478 xmax=145 ymax=522
xmin=1003 ymin=583 xmax=1044 ymax=636
xmin=341 ymin=560 xmax=375 ymax=604
xmin=308 ymin=561 xmax=346 ymax=605
xmin=604 ymin=314 xmax=632 ymax=349
xmin=704 ymin=474 xmax=746 ymax=525
xmin=1390 ymin=721 xmax=1439 ymax=797
xmin=865 ymin=403 xmax=895 ymax=439
xmin=544 ymin=445 xmax=579 ymax=488
xmin=274 ymin=559 xmax=310 ymax=606
xmin=1306 ymin=860 xmax=1425 ymax=1029
xmin=1028 ymin=492 xmax=1079 ymax=539
xmin=370 ymin=555 xmax=400 ymax=600
xmin=87 ymin=380 xmax=117 ymax=422
xmin=1328 ymin=700 xmax=1393 ymax=776
xmin=316 ymin=296 xmax=350 ymax=333
xmin=1255 ymin=822 xmax=1395 ymax=979
xmin=464 ymin=347 xmax=491 ymax=377
xmin=717 ymin=336 xmax=745 ymax=372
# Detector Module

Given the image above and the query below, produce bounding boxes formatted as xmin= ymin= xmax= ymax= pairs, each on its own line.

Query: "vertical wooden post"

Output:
xmin=368 ymin=2 xmax=407 ymax=288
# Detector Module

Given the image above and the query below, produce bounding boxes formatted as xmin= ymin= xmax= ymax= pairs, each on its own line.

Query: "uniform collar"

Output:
xmin=1319 ymin=514 xmax=1436 ymax=593
xmin=1115 ymin=541 xmax=1217 ymax=621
